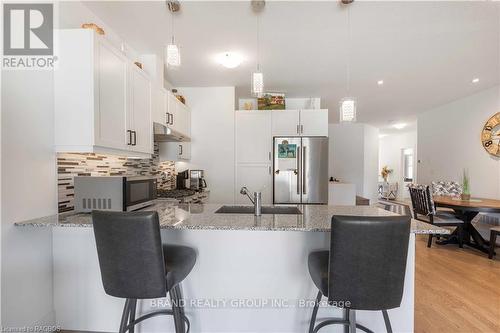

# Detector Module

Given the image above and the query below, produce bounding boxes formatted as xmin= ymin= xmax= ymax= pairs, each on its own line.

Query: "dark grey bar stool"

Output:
xmin=92 ymin=210 xmax=196 ymax=333
xmin=308 ymin=215 xmax=411 ymax=333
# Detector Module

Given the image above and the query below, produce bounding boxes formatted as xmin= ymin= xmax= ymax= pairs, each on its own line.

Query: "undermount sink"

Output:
xmin=215 ymin=205 xmax=302 ymax=215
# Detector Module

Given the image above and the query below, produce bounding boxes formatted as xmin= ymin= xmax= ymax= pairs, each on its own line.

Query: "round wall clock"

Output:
xmin=481 ymin=112 xmax=500 ymax=157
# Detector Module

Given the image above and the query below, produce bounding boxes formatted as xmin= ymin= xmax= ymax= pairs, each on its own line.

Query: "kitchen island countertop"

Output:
xmin=15 ymin=199 xmax=448 ymax=234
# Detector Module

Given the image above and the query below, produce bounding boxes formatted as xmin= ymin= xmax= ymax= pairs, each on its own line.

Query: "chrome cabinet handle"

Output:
xmin=269 ymin=151 xmax=271 ymax=161
xmin=301 ymin=125 xmax=304 ymax=134
xmin=296 ymin=147 xmax=301 ymax=195
xmin=166 ymin=112 xmax=169 ymax=124
xmin=268 ymin=166 xmax=271 ymax=175
xmin=179 ymin=144 xmax=183 ymax=156
xmin=296 ymin=124 xmax=300 ymax=134
xmin=171 ymin=114 xmax=174 ymax=125
xmin=302 ymin=146 xmax=306 ymax=194
xmin=126 ymin=130 xmax=132 ymax=145
xmin=132 ymin=131 xmax=137 ymax=146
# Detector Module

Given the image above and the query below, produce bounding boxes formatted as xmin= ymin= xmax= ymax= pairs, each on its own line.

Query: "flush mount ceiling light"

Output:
xmin=377 ymin=80 xmax=384 ymax=85
xmin=215 ymin=52 xmax=244 ymax=69
xmin=472 ymin=78 xmax=480 ymax=83
xmin=393 ymin=123 xmax=407 ymax=130
xmin=339 ymin=1 xmax=357 ymax=123
xmin=166 ymin=1 xmax=181 ymax=68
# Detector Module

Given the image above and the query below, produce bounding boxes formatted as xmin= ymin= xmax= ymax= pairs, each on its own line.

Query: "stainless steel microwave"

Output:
xmin=74 ymin=176 xmax=157 ymax=213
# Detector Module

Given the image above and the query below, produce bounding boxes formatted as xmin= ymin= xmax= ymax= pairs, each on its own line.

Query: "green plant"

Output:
xmin=462 ymin=169 xmax=470 ymax=195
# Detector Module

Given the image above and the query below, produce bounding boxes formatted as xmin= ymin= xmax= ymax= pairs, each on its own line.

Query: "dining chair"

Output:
xmin=489 ymin=227 xmax=500 ymax=259
xmin=408 ymin=184 xmax=464 ymax=248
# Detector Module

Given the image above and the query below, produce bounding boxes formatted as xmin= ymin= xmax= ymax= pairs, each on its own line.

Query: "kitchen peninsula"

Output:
xmin=15 ymin=201 xmax=445 ymax=333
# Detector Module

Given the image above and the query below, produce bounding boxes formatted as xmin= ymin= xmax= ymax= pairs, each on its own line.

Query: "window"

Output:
xmin=403 ymin=148 xmax=414 ymax=182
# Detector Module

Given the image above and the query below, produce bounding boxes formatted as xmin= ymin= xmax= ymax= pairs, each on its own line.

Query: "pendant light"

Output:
xmin=339 ymin=3 xmax=356 ymax=122
xmin=166 ymin=1 xmax=181 ymax=67
xmin=252 ymin=2 xmax=265 ymax=97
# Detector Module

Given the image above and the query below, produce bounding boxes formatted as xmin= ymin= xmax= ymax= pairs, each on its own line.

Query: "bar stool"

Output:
xmin=308 ymin=215 xmax=411 ymax=333
xmin=489 ymin=226 xmax=500 ymax=259
xmin=92 ymin=210 xmax=197 ymax=333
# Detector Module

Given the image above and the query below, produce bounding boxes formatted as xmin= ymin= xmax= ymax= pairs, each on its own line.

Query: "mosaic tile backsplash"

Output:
xmin=57 ymin=144 xmax=175 ymax=212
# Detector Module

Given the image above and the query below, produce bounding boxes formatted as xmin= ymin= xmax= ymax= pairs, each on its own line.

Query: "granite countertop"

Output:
xmin=15 ymin=199 xmax=448 ymax=234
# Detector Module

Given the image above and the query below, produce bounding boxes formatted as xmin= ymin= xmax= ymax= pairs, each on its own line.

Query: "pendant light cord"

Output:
xmin=257 ymin=14 xmax=261 ymax=72
xmin=171 ymin=9 xmax=175 ymax=44
xmin=347 ymin=5 xmax=351 ymax=94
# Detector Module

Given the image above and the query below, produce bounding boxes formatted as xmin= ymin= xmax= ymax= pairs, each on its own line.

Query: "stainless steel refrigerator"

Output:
xmin=273 ymin=137 xmax=328 ymax=204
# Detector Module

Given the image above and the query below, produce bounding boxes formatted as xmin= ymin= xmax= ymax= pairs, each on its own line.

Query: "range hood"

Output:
xmin=153 ymin=122 xmax=190 ymax=142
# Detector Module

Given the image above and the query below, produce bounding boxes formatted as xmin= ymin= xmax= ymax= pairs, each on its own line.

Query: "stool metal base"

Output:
xmin=119 ymin=284 xmax=190 ymax=333
xmin=308 ymin=291 xmax=393 ymax=333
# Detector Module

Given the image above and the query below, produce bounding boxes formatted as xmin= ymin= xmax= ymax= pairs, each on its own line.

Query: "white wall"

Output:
xmin=363 ymin=125 xmax=380 ymax=202
xmin=176 ymin=87 xmax=236 ymax=204
xmin=1 ymin=71 xmax=57 ymax=326
xmin=379 ymin=131 xmax=417 ymax=199
xmin=417 ymin=86 xmax=500 ymax=198
xmin=329 ymin=123 xmax=379 ymax=203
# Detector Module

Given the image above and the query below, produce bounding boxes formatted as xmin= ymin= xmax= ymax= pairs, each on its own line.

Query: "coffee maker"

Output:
xmin=176 ymin=170 xmax=189 ymax=189
xmin=190 ymin=170 xmax=207 ymax=190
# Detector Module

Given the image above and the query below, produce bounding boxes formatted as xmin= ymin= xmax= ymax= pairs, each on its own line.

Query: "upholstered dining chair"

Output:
xmin=408 ymin=184 xmax=464 ymax=248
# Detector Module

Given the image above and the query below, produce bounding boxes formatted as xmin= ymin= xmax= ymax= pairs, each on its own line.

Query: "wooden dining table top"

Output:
xmin=433 ymin=195 xmax=500 ymax=212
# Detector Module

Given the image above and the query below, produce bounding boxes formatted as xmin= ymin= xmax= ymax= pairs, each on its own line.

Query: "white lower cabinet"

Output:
xmin=235 ymin=164 xmax=273 ymax=205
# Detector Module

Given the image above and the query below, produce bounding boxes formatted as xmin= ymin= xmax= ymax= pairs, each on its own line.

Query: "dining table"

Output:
xmin=433 ymin=195 xmax=500 ymax=254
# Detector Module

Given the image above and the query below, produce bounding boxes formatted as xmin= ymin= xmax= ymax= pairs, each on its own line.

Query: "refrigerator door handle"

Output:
xmin=302 ymin=146 xmax=306 ymax=194
xmin=296 ymin=147 xmax=301 ymax=195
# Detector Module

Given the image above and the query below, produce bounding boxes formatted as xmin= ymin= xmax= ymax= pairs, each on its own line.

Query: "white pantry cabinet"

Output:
xmin=235 ymin=111 xmax=272 ymax=164
xmin=271 ymin=109 xmax=328 ymax=136
xmin=54 ymin=29 xmax=152 ymax=157
xmin=235 ymin=164 xmax=273 ymax=204
xmin=235 ymin=111 xmax=273 ymax=204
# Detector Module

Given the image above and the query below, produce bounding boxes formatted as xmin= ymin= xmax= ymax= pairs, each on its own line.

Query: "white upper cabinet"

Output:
xmin=128 ymin=66 xmax=152 ymax=154
xmin=236 ymin=111 xmax=272 ymax=164
xmin=299 ymin=109 xmax=329 ymax=136
xmin=270 ymin=109 xmax=328 ymax=136
xmin=94 ymin=39 xmax=128 ymax=151
xmin=271 ymin=110 xmax=301 ymax=136
xmin=54 ymin=29 xmax=153 ymax=157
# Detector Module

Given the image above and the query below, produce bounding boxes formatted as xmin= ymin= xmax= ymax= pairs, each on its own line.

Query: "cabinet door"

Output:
xmin=151 ymin=85 xmax=166 ymax=125
xmin=299 ymin=109 xmax=329 ymax=136
xmin=94 ymin=40 xmax=128 ymax=150
xmin=129 ymin=67 xmax=152 ymax=153
xmin=271 ymin=110 xmax=300 ymax=136
xmin=235 ymin=164 xmax=272 ymax=204
xmin=176 ymin=102 xmax=189 ymax=136
xmin=179 ymin=142 xmax=191 ymax=160
xmin=167 ymin=91 xmax=179 ymax=132
xmin=235 ymin=111 xmax=272 ymax=164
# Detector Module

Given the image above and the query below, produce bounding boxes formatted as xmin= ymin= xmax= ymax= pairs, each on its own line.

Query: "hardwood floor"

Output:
xmin=415 ymin=235 xmax=500 ymax=332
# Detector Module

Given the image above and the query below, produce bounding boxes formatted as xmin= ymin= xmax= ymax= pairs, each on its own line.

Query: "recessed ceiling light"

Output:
xmin=379 ymin=134 xmax=388 ymax=138
xmin=472 ymin=78 xmax=479 ymax=83
xmin=392 ymin=123 xmax=407 ymax=130
xmin=215 ymin=52 xmax=243 ymax=69
xmin=377 ymin=80 xmax=384 ymax=85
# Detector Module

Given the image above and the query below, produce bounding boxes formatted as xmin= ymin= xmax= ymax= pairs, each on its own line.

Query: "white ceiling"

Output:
xmin=84 ymin=1 xmax=500 ymax=127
